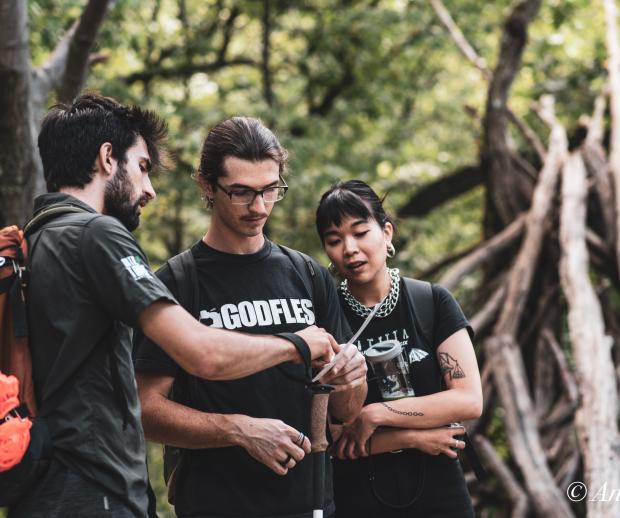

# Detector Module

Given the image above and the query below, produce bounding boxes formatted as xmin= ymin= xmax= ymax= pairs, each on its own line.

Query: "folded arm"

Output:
xmin=333 ymin=328 xmax=482 ymax=456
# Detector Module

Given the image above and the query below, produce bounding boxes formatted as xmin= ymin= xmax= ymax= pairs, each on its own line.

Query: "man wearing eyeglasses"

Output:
xmin=133 ymin=117 xmax=367 ymax=518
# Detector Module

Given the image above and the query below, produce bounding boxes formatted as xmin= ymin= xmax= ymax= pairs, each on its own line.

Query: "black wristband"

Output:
xmin=275 ymin=332 xmax=311 ymax=369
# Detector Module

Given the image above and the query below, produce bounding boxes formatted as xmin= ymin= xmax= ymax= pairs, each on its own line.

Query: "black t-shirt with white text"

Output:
xmin=333 ymin=279 xmax=474 ymax=517
xmin=134 ymin=239 xmax=350 ymax=518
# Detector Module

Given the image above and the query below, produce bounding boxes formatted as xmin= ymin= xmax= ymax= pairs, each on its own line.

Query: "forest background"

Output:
xmin=1 ymin=0 xmax=619 ymax=517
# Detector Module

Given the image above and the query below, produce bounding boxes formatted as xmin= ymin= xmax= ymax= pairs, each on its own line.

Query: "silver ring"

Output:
xmin=281 ymin=453 xmax=293 ymax=466
xmin=295 ymin=432 xmax=305 ymax=446
xmin=455 ymin=439 xmax=460 ymax=449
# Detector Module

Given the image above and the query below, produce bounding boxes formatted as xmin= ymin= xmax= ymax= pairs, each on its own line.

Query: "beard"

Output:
xmin=103 ymin=162 xmax=147 ymax=231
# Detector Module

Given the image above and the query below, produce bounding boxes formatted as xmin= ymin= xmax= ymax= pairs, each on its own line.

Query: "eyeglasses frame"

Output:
xmin=215 ymin=175 xmax=289 ymax=205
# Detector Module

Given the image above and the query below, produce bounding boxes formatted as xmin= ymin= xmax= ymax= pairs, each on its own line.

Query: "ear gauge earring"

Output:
xmin=200 ymin=193 xmax=214 ymax=207
xmin=387 ymin=242 xmax=396 ymax=258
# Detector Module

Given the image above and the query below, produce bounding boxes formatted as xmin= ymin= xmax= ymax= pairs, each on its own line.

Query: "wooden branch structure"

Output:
xmin=495 ymin=96 xmax=565 ymax=336
xmin=559 ymin=151 xmax=620 ymax=516
xmin=484 ymin=95 xmax=573 ymax=517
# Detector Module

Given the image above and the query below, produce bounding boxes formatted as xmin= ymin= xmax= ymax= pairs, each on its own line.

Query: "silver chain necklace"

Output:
xmin=340 ymin=268 xmax=400 ymax=318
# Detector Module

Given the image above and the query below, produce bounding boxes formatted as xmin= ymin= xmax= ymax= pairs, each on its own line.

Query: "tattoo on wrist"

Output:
xmin=380 ymin=402 xmax=424 ymax=416
xmin=438 ymin=352 xmax=466 ymax=380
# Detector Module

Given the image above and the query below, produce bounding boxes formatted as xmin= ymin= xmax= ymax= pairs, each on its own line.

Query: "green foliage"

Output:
xmin=22 ymin=0 xmax=608 ymax=511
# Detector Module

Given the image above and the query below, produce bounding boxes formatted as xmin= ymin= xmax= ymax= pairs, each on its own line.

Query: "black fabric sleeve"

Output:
xmin=80 ymin=216 xmax=176 ymax=329
xmin=432 ymin=283 xmax=474 ymax=349
xmin=133 ymin=262 xmax=182 ymax=377
xmin=314 ymin=261 xmax=352 ymax=344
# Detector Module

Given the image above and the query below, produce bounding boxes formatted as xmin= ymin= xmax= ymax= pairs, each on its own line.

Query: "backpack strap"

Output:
xmin=403 ymin=277 xmax=487 ymax=481
xmin=278 ymin=245 xmax=327 ymax=319
xmin=167 ymin=249 xmax=200 ymax=318
xmin=162 ymin=248 xmax=200 ymax=503
xmin=23 ymin=203 xmax=90 ymax=236
xmin=278 ymin=245 xmax=329 ymax=383
xmin=402 ymin=278 xmax=434 ymax=347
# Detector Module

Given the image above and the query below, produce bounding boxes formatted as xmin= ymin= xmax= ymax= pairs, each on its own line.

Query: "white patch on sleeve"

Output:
xmin=120 ymin=256 xmax=151 ymax=280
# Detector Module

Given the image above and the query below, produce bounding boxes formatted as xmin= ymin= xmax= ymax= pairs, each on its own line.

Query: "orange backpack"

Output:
xmin=0 ymin=225 xmax=36 ymax=418
xmin=0 ymin=205 xmax=88 ymax=505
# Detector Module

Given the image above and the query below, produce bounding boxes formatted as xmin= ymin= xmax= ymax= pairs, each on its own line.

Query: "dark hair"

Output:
xmin=316 ymin=180 xmax=395 ymax=242
xmin=197 ymin=116 xmax=288 ymax=186
xmin=38 ymin=92 xmax=170 ymax=192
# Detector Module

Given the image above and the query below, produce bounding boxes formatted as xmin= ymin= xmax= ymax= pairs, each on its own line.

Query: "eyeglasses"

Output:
xmin=215 ymin=176 xmax=289 ymax=205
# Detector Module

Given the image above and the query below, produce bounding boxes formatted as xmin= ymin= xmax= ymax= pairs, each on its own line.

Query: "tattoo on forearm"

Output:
xmin=438 ymin=352 xmax=466 ymax=380
xmin=380 ymin=402 xmax=424 ymax=416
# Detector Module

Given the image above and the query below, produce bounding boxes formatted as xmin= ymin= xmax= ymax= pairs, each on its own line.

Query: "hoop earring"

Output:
xmin=387 ymin=242 xmax=396 ymax=258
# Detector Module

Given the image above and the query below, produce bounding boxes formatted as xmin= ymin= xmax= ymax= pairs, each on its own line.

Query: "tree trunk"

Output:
xmin=0 ymin=0 xmax=37 ymax=226
xmin=559 ymin=151 xmax=620 ymax=517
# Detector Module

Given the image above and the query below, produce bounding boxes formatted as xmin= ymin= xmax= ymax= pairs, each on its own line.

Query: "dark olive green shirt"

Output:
xmin=28 ymin=193 xmax=175 ymax=517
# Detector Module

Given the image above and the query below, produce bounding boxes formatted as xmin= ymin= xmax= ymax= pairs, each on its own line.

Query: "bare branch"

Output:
xmin=414 ymin=242 xmax=479 ymax=280
xmin=603 ymin=0 xmax=620 ymax=275
xmin=431 ymin=0 xmax=545 ymax=163
xmin=33 ymin=0 xmax=112 ymax=106
xmin=506 ymin=109 xmax=546 ymax=162
xmin=585 ymin=90 xmax=607 ymax=147
xmin=429 ymin=0 xmax=491 ymax=79
xmin=473 ymin=436 xmax=529 ymax=518
xmin=397 ymin=165 xmax=482 ymax=218
xmin=217 ymin=7 xmax=240 ymax=64
xmin=309 ymin=60 xmax=354 ymax=116
xmin=122 ymin=58 xmax=257 ymax=85
xmin=57 ymin=0 xmax=112 ymax=102
xmin=262 ymin=0 xmax=274 ymax=110
xmin=31 ymin=21 xmax=78 ymax=108
xmin=482 ymin=0 xmax=542 ymax=226
xmin=439 ymin=214 xmax=525 ymax=290
xmin=541 ymin=328 xmax=578 ymax=405
xmin=495 ymin=96 xmax=566 ymax=336
xmin=470 ymin=284 xmax=505 ymax=336
xmin=559 ymin=150 xmax=620 ymax=515
xmin=583 ymin=92 xmax=616 ymax=247
xmin=485 ymin=335 xmax=574 ymax=517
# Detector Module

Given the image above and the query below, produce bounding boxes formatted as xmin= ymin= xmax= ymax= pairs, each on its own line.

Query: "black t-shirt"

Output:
xmin=333 ymin=279 xmax=474 ymax=518
xmin=134 ymin=239 xmax=350 ymax=518
xmin=27 ymin=193 xmax=176 ymax=517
